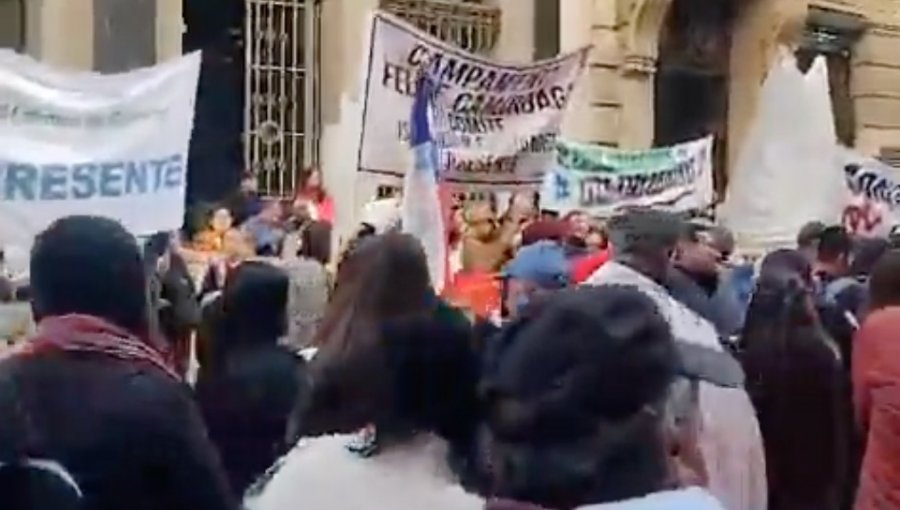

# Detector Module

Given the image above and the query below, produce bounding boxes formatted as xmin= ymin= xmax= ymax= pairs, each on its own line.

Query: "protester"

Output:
xmin=144 ymin=232 xmax=201 ymax=378
xmin=193 ymin=206 xmax=239 ymax=253
xmin=563 ymin=210 xmax=590 ymax=251
xmin=829 ymin=237 xmax=891 ymax=318
xmin=797 ymin=220 xmax=827 ymax=262
xmin=195 ymin=261 xmax=307 ymax=494
xmin=867 ymin=249 xmax=900 ymax=311
xmin=280 ymin=221 xmax=332 ymax=351
xmin=500 ymin=240 xmax=570 ymax=321
xmin=482 ymin=285 xmax=725 ymax=510
xmin=242 ymin=199 xmax=286 ymax=256
xmin=227 ymin=172 xmax=264 ymax=226
xmin=294 ymin=167 xmax=335 ymax=224
xmin=584 ymin=209 xmax=767 ymax=510
xmin=199 ymin=228 xmax=255 ymax=299
xmin=462 ymin=202 xmax=521 ymax=273
xmin=741 ymin=250 xmax=849 ymax=510
xmin=248 ymin=233 xmax=482 ymax=510
xmin=584 ymin=219 xmax=607 ymax=251
xmin=815 ymin=226 xmax=853 ymax=286
xmin=852 ymin=260 xmax=900 ymax=509
xmin=520 ymin=219 xmax=569 ymax=247
xmin=668 ymin=222 xmax=743 ymax=337
xmin=0 ymin=216 xmax=237 ymax=510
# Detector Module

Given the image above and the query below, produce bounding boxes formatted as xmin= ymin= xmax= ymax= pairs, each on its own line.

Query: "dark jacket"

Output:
xmin=0 ymin=353 xmax=238 ymax=510
xmin=195 ymin=345 xmax=305 ymax=494
xmin=667 ymin=267 xmax=744 ymax=338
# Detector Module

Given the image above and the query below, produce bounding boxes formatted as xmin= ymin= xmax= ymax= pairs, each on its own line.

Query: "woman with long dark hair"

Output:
xmin=247 ymin=233 xmax=482 ymax=510
xmin=741 ymin=249 xmax=850 ymax=510
xmin=195 ymin=261 xmax=308 ymax=495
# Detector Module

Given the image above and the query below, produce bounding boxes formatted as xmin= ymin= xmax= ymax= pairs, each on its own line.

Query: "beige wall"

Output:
xmin=14 ymin=0 xmax=899 ymax=195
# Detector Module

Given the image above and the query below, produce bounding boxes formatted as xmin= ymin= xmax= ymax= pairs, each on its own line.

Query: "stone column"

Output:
xmin=558 ymin=0 xmax=594 ymax=142
xmin=32 ymin=0 xmax=94 ymax=70
xmin=495 ymin=0 xmax=534 ymax=61
xmin=156 ymin=0 xmax=183 ymax=62
xmin=618 ymin=0 xmax=672 ymax=149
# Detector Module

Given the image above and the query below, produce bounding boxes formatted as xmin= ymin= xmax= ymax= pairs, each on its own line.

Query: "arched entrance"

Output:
xmin=0 ymin=0 xmax=25 ymax=51
xmin=654 ymin=0 xmax=738 ymax=194
xmin=623 ymin=0 xmax=810 ymax=196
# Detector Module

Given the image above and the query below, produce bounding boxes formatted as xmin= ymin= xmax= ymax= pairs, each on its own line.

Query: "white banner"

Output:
xmin=541 ymin=137 xmax=714 ymax=217
xmin=841 ymin=153 xmax=900 ymax=237
xmin=358 ymin=11 xmax=589 ymax=190
xmin=0 ymin=51 xmax=201 ymax=246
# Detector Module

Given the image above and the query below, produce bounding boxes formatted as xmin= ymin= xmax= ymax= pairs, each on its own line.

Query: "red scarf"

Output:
xmin=15 ymin=314 xmax=180 ymax=381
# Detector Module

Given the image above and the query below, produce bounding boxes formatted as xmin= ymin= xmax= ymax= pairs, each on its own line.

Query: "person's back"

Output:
xmin=0 ymin=216 xmax=236 ymax=510
xmin=196 ymin=345 xmax=303 ymax=494
xmin=0 ymin=352 xmax=232 ymax=510
xmin=0 ymin=460 xmax=84 ymax=510
xmin=853 ymin=307 xmax=900 ymax=510
xmin=195 ymin=261 xmax=305 ymax=494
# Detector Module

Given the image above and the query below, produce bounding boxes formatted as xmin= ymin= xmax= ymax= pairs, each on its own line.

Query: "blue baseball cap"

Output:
xmin=502 ymin=241 xmax=570 ymax=289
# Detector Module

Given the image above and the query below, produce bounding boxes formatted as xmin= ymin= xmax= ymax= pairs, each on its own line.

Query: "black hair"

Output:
xmin=797 ymin=221 xmax=826 ymax=249
xmin=869 ymin=249 xmax=900 ymax=310
xmin=817 ymin=226 xmax=851 ymax=263
xmin=299 ymin=221 xmax=332 ymax=265
xmin=849 ymin=237 xmax=889 ymax=277
xmin=483 ymin=285 xmax=676 ymax=508
xmin=215 ymin=261 xmax=289 ymax=359
xmin=759 ymin=249 xmax=813 ymax=287
xmin=30 ymin=216 xmax=149 ymax=335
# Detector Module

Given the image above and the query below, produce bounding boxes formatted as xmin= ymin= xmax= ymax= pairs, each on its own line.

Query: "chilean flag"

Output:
xmin=402 ymin=75 xmax=447 ymax=291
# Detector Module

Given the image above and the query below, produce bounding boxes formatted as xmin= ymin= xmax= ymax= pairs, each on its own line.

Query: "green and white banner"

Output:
xmin=542 ymin=137 xmax=714 ymax=217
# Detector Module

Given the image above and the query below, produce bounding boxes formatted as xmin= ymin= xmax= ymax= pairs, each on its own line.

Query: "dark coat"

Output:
xmin=667 ymin=267 xmax=744 ymax=338
xmin=0 ymin=352 xmax=238 ymax=510
xmin=195 ymin=345 xmax=305 ymax=494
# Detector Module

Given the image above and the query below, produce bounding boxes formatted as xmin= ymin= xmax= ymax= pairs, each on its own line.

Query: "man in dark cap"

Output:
xmin=0 ymin=216 xmax=238 ymax=510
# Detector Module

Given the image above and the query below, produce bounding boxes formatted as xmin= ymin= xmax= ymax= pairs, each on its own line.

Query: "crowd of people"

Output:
xmin=2 ymin=173 xmax=900 ymax=510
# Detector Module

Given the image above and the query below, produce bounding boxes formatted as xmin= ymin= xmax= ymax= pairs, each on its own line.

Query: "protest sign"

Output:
xmin=0 ymin=50 xmax=201 ymax=246
xmin=541 ymin=137 xmax=714 ymax=217
xmin=358 ymin=11 xmax=589 ymax=190
xmin=841 ymin=156 xmax=900 ymax=237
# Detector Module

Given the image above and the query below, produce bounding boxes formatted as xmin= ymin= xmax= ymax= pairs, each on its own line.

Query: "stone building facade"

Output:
xmin=2 ymin=0 xmax=900 ymax=203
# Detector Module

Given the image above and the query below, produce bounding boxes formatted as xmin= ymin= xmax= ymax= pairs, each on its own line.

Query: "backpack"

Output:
xmin=0 ymin=368 xmax=82 ymax=509
xmin=0 ymin=459 xmax=83 ymax=510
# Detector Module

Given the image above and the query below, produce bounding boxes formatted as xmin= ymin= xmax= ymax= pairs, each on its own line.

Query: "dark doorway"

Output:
xmin=654 ymin=0 xmax=738 ymax=196
xmin=182 ymin=0 xmax=246 ymax=205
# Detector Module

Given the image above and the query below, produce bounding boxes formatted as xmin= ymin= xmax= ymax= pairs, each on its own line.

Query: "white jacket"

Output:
xmin=246 ymin=433 xmax=482 ymax=510
xmin=584 ymin=488 xmax=725 ymax=510
xmin=583 ymin=263 xmax=768 ymax=510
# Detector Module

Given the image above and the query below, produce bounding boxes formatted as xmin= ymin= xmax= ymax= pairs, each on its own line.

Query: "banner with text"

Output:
xmin=542 ymin=137 xmax=714 ymax=217
xmin=358 ymin=11 xmax=590 ymax=190
xmin=0 ymin=50 xmax=201 ymax=245
xmin=842 ymin=153 xmax=900 ymax=237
